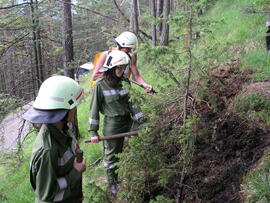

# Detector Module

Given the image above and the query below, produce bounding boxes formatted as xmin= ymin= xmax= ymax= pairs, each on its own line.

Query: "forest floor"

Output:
xmin=179 ymin=61 xmax=270 ymax=202
xmin=108 ymin=60 xmax=270 ymax=203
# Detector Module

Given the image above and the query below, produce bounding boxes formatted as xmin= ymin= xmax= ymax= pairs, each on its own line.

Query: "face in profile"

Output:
xmin=115 ymin=65 xmax=126 ymax=78
xmin=121 ymin=47 xmax=132 ymax=54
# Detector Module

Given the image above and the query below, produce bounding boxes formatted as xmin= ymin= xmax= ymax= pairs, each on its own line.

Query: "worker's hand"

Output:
xmin=73 ymin=157 xmax=86 ymax=173
xmin=89 ymin=131 xmax=100 ymax=143
xmin=137 ymin=117 xmax=147 ymax=124
xmin=90 ymin=136 xmax=100 ymax=143
xmin=144 ymin=85 xmax=153 ymax=93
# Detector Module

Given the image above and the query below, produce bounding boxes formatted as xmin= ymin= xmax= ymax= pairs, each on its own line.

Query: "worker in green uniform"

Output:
xmin=23 ymin=75 xmax=86 ymax=203
xmin=90 ymin=31 xmax=153 ymax=93
xmin=88 ymin=50 xmax=144 ymax=195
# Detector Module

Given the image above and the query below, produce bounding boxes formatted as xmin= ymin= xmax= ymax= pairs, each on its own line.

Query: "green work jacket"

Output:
xmin=30 ymin=124 xmax=82 ymax=203
xmin=89 ymin=78 xmax=143 ymax=136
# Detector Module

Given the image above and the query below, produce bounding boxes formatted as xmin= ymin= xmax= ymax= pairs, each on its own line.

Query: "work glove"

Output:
xmin=89 ymin=131 xmax=100 ymax=143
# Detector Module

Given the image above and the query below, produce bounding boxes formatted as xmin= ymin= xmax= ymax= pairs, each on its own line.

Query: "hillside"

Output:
xmin=111 ymin=0 xmax=270 ymax=202
xmin=0 ymin=0 xmax=270 ymax=203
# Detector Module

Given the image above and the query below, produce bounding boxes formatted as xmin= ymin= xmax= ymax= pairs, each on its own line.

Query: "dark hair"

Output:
xmin=104 ymin=67 xmax=121 ymax=88
xmin=116 ymin=42 xmax=123 ymax=49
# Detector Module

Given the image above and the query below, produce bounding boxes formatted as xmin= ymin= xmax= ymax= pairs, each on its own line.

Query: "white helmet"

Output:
xmin=33 ymin=75 xmax=83 ymax=110
xmin=99 ymin=50 xmax=130 ymax=72
xmin=115 ymin=31 xmax=138 ymax=49
xmin=23 ymin=76 xmax=83 ymax=124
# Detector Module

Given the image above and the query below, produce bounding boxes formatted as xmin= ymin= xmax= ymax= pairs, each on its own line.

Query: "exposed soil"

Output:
xmin=242 ymin=81 xmax=270 ymax=99
xmin=162 ymin=61 xmax=270 ymax=202
xmin=183 ymin=115 xmax=269 ymax=202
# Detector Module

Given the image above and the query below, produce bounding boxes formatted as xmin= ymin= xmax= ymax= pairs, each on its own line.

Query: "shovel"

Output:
xmin=84 ymin=130 xmax=140 ymax=143
xmin=129 ymin=79 xmax=157 ymax=94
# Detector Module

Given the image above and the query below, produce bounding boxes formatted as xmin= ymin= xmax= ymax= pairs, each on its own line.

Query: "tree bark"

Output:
xmin=183 ymin=8 xmax=193 ymax=121
xmin=156 ymin=0 xmax=163 ymax=37
xmin=62 ymin=0 xmax=80 ymax=139
xmin=159 ymin=0 xmax=170 ymax=46
xmin=150 ymin=0 xmax=157 ymax=46
xmin=30 ymin=0 xmax=43 ymax=88
xmin=130 ymin=0 xmax=139 ymax=35
xmin=62 ymin=0 xmax=74 ymax=78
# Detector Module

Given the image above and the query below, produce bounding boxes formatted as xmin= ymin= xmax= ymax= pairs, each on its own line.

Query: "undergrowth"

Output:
xmin=234 ymin=93 xmax=270 ymax=123
xmin=0 ymin=0 xmax=269 ymax=202
xmin=242 ymin=150 xmax=270 ymax=202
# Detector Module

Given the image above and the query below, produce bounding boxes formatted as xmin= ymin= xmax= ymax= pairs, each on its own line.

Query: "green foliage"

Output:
xmin=242 ymin=150 xmax=270 ymax=202
xmin=84 ymin=182 xmax=110 ymax=203
xmin=251 ymin=0 xmax=270 ymax=9
xmin=117 ymin=113 xmax=198 ymax=202
xmin=0 ymin=133 xmax=35 ymax=203
xmin=1 ymin=0 xmax=270 ymax=202
xmin=149 ymin=195 xmax=173 ymax=203
xmin=234 ymin=93 xmax=270 ymax=123
xmin=241 ymin=50 xmax=270 ymax=81
xmin=0 ymin=94 xmax=24 ymax=121
xmin=177 ymin=115 xmax=198 ymax=167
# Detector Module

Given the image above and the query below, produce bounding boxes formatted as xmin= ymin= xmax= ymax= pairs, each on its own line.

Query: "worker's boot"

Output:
xmin=110 ymin=184 xmax=118 ymax=195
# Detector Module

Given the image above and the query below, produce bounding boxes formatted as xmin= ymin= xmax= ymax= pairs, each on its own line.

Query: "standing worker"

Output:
xmin=89 ymin=50 xmax=144 ymax=195
xmin=90 ymin=31 xmax=153 ymax=93
xmin=23 ymin=75 xmax=86 ymax=203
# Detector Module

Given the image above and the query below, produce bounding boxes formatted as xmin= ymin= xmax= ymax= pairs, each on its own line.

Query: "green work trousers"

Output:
xmin=103 ymin=115 xmax=132 ymax=185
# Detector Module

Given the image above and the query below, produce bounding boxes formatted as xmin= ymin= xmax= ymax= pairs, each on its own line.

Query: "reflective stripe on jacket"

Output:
xmin=89 ymin=78 xmax=142 ymax=134
xmin=30 ymin=124 xmax=82 ymax=203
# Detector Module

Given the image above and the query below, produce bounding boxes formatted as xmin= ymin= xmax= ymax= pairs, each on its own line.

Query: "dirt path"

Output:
xmin=0 ymin=103 xmax=32 ymax=152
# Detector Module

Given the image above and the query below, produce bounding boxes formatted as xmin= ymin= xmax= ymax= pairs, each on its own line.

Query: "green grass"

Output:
xmin=199 ymin=0 xmax=266 ymax=62
xmin=0 ymin=74 xmax=107 ymax=202
xmin=1 ymin=0 xmax=270 ymax=201
xmin=233 ymin=92 xmax=270 ymax=123
xmin=242 ymin=50 xmax=270 ymax=81
xmin=242 ymin=150 xmax=270 ymax=202
xmin=0 ymin=133 xmax=35 ymax=203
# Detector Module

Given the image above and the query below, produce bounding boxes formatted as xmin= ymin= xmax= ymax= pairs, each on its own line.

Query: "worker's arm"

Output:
xmin=130 ymin=54 xmax=153 ymax=93
xmin=88 ymin=83 xmax=103 ymax=142
xmin=91 ymin=52 xmax=107 ymax=81
xmin=32 ymin=149 xmax=84 ymax=202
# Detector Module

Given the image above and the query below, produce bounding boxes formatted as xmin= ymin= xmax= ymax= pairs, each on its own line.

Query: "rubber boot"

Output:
xmin=106 ymin=167 xmax=119 ymax=195
xmin=110 ymin=184 xmax=118 ymax=195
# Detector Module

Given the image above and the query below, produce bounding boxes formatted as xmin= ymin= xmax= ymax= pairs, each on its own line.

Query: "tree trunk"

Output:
xmin=130 ymin=0 xmax=139 ymax=35
xmin=62 ymin=0 xmax=74 ymax=78
xmin=34 ymin=0 xmax=44 ymax=82
xmin=156 ymin=0 xmax=163 ymax=37
xmin=183 ymin=8 xmax=193 ymax=121
xmin=30 ymin=0 xmax=43 ymax=88
xmin=150 ymin=0 xmax=157 ymax=46
xmin=170 ymin=0 xmax=175 ymax=13
xmin=159 ymin=0 xmax=170 ymax=46
xmin=62 ymin=0 xmax=80 ymax=139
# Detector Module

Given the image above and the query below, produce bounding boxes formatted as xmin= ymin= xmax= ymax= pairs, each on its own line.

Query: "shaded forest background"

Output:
xmin=1 ymin=0 xmax=270 ymax=202
xmin=0 ymin=0 xmax=179 ymax=119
